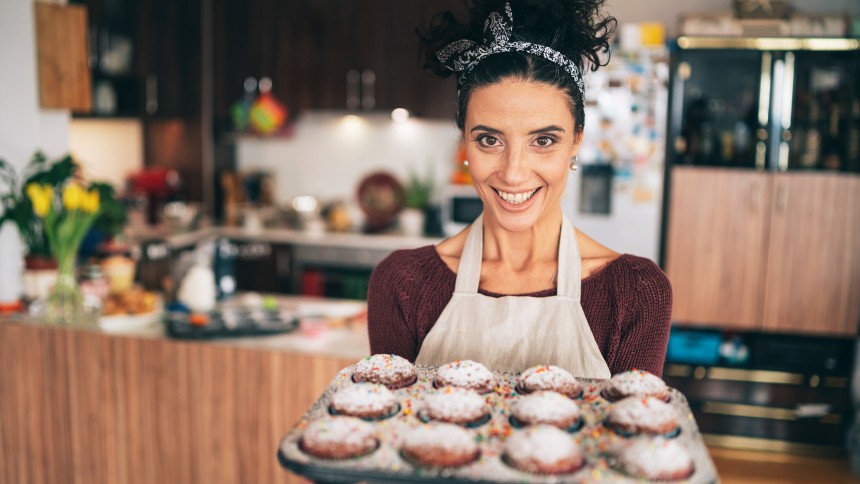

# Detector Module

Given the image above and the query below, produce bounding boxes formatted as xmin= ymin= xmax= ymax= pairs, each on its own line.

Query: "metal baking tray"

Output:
xmin=278 ymin=365 xmax=719 ymax=483
xmin=165 ymin=307 xmax=297 ymax=340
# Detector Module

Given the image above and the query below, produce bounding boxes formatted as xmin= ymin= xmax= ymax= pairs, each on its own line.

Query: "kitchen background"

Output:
xmin=1 ymin=0 xmax=860 ymax=482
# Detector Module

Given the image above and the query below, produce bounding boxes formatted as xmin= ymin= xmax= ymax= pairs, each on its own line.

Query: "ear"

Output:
xmin=570 ymin=131 xmax=584 ymax=157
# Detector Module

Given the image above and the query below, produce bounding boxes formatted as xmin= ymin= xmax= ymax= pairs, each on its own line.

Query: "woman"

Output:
xmin=367 ymin=0 xmax=672 ymax=378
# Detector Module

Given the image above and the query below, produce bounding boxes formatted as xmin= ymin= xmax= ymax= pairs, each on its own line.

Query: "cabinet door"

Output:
xmin=36 ymin=3 xmax=92 ymax=111
xmin=380 ymin=0 xmax=459 ymax=118
xmin=762 ymin=173 xmax=860 ymax=336
xmin=665 ymin=166 xmax=772 ymax=329
xmin=137 ymin=0 xmax=201 ymax=118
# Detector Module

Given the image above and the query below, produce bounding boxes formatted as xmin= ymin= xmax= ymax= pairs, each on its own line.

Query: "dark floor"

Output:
xmin=710 ymin=448 xmax=860 ymax=484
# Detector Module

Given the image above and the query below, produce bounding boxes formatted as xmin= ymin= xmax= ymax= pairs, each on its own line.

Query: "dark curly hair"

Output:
xmin=418 ymin=0 xmax=616 ymax=132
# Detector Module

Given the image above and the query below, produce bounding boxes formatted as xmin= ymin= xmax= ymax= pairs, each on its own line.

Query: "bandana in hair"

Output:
xmin=436 ymin=2 xmax=585 ymax=96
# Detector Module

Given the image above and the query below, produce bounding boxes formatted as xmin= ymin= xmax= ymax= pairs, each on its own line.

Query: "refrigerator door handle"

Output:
xmin=778 ymin=53 xmax=796 ymax=172
xmin=756 ymin=52 xmax=772 ymax=171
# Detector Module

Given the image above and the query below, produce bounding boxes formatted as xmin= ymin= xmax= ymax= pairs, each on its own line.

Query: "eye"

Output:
xmin=534 ymin=135 xmax=557 ymax=147
xmin=476 ymin=134 xmax=502 ymax=148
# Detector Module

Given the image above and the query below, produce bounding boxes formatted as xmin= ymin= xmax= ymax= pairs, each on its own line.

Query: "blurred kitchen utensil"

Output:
xmin=163 ymin=201 xmax=199 ymax=232
xmin=356 ymin=171 xmax=404 ymax=232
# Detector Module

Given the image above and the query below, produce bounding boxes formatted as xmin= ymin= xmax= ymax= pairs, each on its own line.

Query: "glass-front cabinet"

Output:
xmin=667 ymin=38 xmax=860 ymax=173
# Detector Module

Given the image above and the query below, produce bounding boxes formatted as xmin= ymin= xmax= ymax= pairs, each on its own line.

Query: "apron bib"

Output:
xmin=415 ymin=214 xmax=611 ymax=379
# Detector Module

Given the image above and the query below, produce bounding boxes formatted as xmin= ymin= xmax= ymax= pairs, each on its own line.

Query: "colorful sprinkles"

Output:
xmin=279 ymin=361 xmax=717 ymax=483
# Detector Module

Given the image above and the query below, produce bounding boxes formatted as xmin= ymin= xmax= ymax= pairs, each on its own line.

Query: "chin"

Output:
xmin=484 ymin=201 xmax=545 ymax=233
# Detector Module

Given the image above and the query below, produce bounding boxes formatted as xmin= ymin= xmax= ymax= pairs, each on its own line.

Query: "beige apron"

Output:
xmin=415 ymin=213 xmax=611 ymax=379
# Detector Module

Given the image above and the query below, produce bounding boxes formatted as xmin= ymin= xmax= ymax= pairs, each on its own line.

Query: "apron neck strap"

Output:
xmin=454 ymin=213 xmax=582 ymax=298
xmin=454 ymin=213 xmax=484 ymax=293
xmin=556 ymin=215 xmax=582 ymax=299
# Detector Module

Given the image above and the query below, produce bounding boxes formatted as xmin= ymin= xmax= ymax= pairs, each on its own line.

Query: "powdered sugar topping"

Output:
xmin=424 ymin=386 xmax=488 ymax=422
xmin=353 ymin=354 xmax=416 ymax=387
xmin=302 ymin=416 xmax=377 ymax=448
xmin=512 ymin=391 xmax=581 ymax=426
xmin=504 ymin=425 xmax=583 ymax=467
xmin=331 ymin=383 xmax=397 ymax=416
xmin=403 ymin=422 xmax=478 ymax=454
xmin=435 ymin=360 xmax=496 ymax=391
xmin=606 ymin=370 xmax=667 ymax=398
xmin=608 ymin=396 xmax=677 ymax=430
xmin=618 ymin=438 xmax=693 ymax=479
xmin=519 ymin=365 xmax=581 ymax=396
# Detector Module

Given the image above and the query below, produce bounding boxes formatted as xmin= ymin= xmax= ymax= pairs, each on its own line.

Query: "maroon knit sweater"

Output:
xmin=367 ymin=245 xmax=672 ymax=377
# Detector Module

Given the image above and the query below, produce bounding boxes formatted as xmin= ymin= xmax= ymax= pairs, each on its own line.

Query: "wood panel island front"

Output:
xmin=0 ymin=297 xmax=369 ymax=484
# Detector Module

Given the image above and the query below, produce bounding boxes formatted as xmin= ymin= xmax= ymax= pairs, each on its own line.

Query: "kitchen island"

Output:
xmin=0 ymin=297 xmax=369 ymax=484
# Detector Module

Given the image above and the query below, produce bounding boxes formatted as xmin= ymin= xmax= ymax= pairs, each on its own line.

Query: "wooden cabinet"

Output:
xmin=136 ymin=0 xmax=201 ymax=118
xmin=35 ymin=3 xmax=92 ymax=111
xmin=665 ymin=166 xmax=860 ymax=336
xmin=665 ymin=167 xmax=772 ymax=329
xmin=761 ymin=173 xmax=860 ymax=336
xmin=212 ymin=0 xmax=460 ymax=130
xmin=71 ymin=0 xmax=142 ymax=116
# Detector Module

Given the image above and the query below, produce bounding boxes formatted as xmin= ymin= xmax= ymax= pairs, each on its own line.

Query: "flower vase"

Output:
xmin=41 ymin=255 xmax=94 ymax=325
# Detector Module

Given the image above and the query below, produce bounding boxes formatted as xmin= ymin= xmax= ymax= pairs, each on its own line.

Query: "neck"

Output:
xmin=481 ymin=209 xmax=564 ymax=271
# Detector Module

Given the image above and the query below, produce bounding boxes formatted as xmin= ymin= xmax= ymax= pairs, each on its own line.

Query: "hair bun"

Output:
xmin=419 ymin=0 xmax=616 ymax=78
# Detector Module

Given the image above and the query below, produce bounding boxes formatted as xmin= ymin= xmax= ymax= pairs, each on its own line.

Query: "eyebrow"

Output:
xmin=470 ymin=124 xmax=566 ymax=135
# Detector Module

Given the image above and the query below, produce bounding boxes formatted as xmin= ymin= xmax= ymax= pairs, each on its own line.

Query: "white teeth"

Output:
xmin=496 ymin=188 xmax=538 ymax=205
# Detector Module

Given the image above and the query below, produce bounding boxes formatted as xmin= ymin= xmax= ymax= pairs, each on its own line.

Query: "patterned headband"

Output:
xmin=436 ymin=2 xmax=585 ymax=96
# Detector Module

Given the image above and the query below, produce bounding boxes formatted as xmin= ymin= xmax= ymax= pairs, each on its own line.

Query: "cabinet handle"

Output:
xmin=749 ymin=182 xmax=761 ymax=211
xmin=146 ymin=74 xmax=158 ymax=115
xmin=346 ymin=69 xmax=360 ymax=111
xmin=361 ymin=69 xmax=376 ymax=111
xmin=776 ymin=182 xmax=789 ymax=212
xmin=88 ymin=25 xmax=98 ymax=68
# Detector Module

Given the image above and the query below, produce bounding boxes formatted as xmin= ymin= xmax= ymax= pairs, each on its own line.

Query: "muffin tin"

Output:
xmin=278 ymin=364 xmax=718 ymax=483
xmin=165 ymin=307 xmax=297 ymax=339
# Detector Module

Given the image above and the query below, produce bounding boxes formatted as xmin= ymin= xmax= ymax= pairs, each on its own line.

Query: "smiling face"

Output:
xmin=464 ymin=78 xmax=581 ymax=233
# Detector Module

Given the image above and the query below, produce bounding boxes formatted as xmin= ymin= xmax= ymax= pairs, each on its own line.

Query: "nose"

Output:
xmin=499 ymin=147 xmax=530 ymax=186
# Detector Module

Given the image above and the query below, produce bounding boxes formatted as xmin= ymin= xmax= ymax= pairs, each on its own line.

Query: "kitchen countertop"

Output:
xmin=10 ymin=295 xmax=371 ymax=361
xmin=125 ymin=225 xmax=443 ymax=251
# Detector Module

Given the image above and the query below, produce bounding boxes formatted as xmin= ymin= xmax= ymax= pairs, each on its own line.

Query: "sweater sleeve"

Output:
xmin=610 ymin=258 xmax=673 ymax=377
xmin=367 ymin=251 xmax=420 ymax=361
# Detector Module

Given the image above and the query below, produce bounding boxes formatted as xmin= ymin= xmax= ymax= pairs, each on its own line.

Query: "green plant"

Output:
xmin=0 ymin=152 xmax=76 ymax=258
xmin=90 ymin=182 xmax=127 ymax=238
xmin=403 ymin=168 xmax=435 ymax=210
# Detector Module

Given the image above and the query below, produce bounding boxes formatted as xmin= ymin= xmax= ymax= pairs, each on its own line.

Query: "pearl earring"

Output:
xmin=463 ymin=160 xmax=469 ymax=167
xmin=569 ymin=156 xmax=578 ymax=172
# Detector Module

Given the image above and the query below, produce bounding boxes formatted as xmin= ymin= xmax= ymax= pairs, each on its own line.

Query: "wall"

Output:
xmin=236 ymin=112 xmax=461 ymax=205
xmin=69 ymin=119 xmax=144 ymax=189
xmin=0 ymin=0 xmax=71 ymax=302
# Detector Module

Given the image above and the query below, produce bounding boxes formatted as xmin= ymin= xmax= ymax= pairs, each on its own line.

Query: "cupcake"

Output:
xmin=434 ymin=360 xmax=497 ymax=394
xmin=517 ymin=365 xmax=583 ymax=398
xmin=615 ymin=438 xmax=694 ymax=481
xmin=329 ymin=383 xmax=399 ymax=420
xmin=503 ymin=425 xmax=586 ymax=475
xmin=422 ymin=386 xmax=489 ymax=426
xmin=352 ymin=354 xmax=417 ymax=389
xmin=401 ymin=423 xmax=480 ymax=468
xmin=299 ymin=416 xmax=378 ymax=459
xmin=605 ymin=396 xmax=679 ymax=436
xmin=602 ymin=370 xmax=670 ymax=402
xmin=511 ymin=391 xmax=582 ymax=430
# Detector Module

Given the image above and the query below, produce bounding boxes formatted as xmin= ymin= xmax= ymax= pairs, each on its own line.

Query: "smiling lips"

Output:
xmin=494 ymin=187 xmax=541 ymax=206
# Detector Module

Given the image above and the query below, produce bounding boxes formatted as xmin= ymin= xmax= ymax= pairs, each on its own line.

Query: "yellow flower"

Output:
xmin=80 ymin=189 xmax=100 ymax=213
xmin=62 ymin=183 xmax=86 ymax=212
xmin=26 ymin=183 xmax=53 ymax=217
